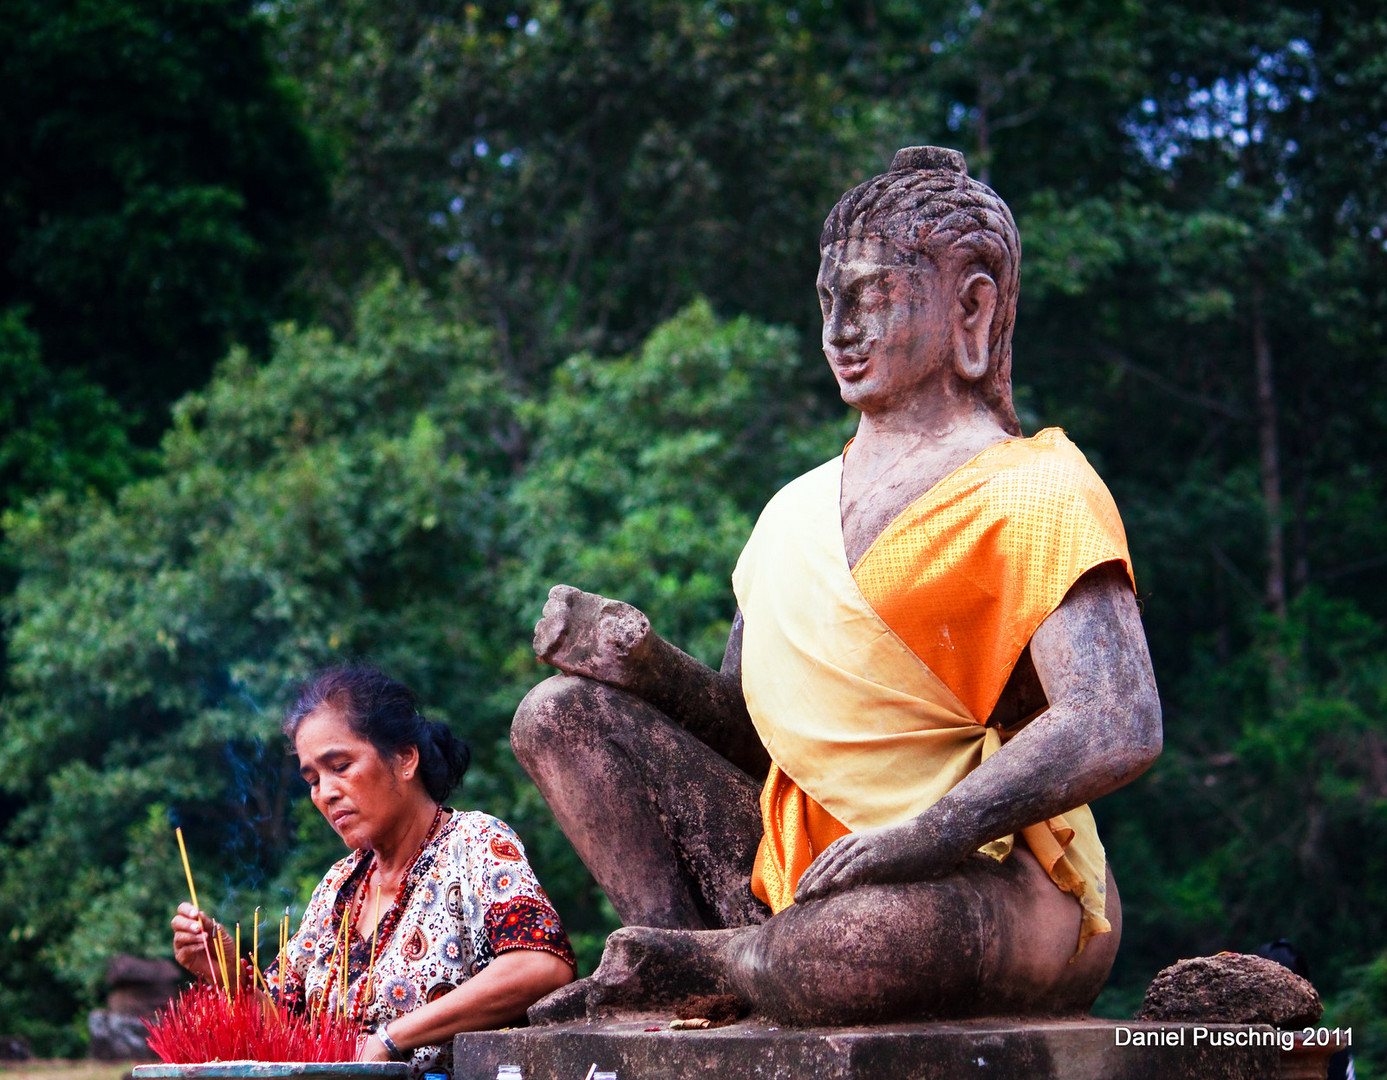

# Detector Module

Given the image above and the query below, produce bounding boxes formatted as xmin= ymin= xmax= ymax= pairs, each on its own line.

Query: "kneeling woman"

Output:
xmin=172 ymin=666 xmax=575 ymax=1072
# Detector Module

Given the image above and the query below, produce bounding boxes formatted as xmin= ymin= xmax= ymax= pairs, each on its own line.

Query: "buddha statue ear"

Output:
xmin=951 ymin=271 xmax=998 ymax=383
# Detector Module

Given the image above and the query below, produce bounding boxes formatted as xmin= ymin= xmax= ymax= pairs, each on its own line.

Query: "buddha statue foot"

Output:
xmin=528 ymin=926 xmax=751 ymax=1025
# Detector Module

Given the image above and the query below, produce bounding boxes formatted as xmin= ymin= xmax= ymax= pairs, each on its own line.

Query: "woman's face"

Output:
xmin=295 ymin=706 xmax=414 ymax=851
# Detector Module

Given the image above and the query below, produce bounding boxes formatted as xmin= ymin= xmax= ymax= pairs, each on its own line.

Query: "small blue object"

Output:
xmin=423 ymin=1073 xmax=448 ymax=1080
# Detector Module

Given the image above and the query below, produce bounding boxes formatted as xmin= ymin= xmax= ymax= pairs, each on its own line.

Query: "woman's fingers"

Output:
xmin=171 ymin=903 xmax=230 ymax=983
xmin=171 ymin=903 xmax=212 ymax=935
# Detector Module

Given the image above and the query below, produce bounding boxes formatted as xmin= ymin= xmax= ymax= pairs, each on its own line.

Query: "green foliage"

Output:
xmin=264 ymin=0 xmax=856 ymax=374
xmin=0 ymin=0 xmax=328 ymax=427
xmin=54 ymin=805 xmax=191 ymax=1003
xmin=1326 ymin=949 xmax=1387 ymax=1077
xmin=0 ymin=307 xmax=144 ymax=509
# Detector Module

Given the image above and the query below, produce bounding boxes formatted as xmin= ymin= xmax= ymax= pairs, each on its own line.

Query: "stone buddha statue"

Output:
xmin=510 ymin=146 xmax=1162 ymax=1025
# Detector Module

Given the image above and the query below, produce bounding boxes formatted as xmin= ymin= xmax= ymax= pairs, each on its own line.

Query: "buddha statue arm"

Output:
xmin=795 ymin=562 xmax=1162 ymax=901
xmin=532 ymin=584 xmax=770 ymax=778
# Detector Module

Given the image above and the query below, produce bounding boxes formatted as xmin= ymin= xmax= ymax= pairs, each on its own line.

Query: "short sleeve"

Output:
xmin=461 ymin=816 xmax=576 ymax=972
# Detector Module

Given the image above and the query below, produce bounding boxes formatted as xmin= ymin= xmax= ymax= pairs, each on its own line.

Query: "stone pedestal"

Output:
xmin=454 ymin=1018 xmax=1340 ymax=1080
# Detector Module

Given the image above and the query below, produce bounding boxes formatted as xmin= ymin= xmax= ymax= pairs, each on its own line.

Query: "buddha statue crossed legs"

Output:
xmin=511 ymin=147 xmax=1162 ymax=1026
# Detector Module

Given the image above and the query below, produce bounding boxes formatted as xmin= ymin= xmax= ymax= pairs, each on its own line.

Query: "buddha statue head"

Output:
xmin=818 ymin=147 xmax=1021 ymax=435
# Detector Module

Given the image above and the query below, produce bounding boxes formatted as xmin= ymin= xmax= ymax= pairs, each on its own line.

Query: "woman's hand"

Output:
xmin=170 ymin=902 xmax=233 ymax=985
xmin=357 ymin=1032 xmax=392 ymax=1063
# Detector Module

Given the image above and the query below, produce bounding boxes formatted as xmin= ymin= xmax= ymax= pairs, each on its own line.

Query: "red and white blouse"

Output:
xmin=267 ymin=810 xmax=575 ymax=1073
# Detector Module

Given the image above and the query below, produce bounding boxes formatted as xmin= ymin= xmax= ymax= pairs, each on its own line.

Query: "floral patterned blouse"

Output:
xmin=266 ymin=809 xmax=575 ymax=1075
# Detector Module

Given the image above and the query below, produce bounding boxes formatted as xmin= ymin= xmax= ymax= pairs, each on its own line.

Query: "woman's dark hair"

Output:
xmin=283 ymin=665 xmax=470 ymax=803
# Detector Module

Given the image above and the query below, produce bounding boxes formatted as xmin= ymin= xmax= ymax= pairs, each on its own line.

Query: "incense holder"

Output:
xmin=134 ymin=1064 xmax=411 ymax=1080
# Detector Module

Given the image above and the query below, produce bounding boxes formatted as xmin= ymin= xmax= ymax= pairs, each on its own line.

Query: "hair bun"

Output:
xmin=420 ymin=718 xmax=471 ymax=802
xmin=890 ymin=146 xmax=969 ymax=175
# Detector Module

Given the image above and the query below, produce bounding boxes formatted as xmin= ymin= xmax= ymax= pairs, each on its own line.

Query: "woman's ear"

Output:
xmin=952 ymin=272 xmax=998 ymax=382
xmin=398 ymin=743 xmax=421 ymax=781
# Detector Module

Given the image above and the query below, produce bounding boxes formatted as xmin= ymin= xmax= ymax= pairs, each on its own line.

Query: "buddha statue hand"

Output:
xmin=793 ymin=812 xmax=977 ymax=903
xmin=533 ymin=584 xmax=657 ymax=691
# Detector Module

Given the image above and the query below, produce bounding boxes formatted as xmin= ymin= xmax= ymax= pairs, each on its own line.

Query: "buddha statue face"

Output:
xmin=819 ymin=147 xmax=1023 ymax=435
xmin=816 ymin=237 xmax=958 ymax=415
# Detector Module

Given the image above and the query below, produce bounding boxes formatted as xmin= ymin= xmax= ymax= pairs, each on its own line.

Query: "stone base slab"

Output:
xmin=454 ymin=1018 xmax=1341 ymax=1080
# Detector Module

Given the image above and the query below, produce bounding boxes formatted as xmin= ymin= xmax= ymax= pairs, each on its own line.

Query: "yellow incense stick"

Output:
xmin=235 ymin=923 xmax=241 ymax=997
xmin=175 ymin=827 xmax=200 ymax=912
xmin=278 ymin=912 xmax=287 ymax=1000
xmin=338 ymin=905 xmax=351 ymax=1018
xmin=366 ymin=885 xmax=382 ymax=1001
xmin=212 ymin=927 xmax=231 ymax=999
xmin=251 ymin=907 xmax=261 ymax=991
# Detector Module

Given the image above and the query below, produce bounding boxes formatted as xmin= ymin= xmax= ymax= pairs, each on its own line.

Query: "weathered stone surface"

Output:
xmin=89 ymin=1008 xmax=158 ymax=1061
xmin=1137 ymin=954 xmax=1323 ymax=1027
xmin=107 ymin=953 xmax=184 ymax=1017
xmin=454 ymin=1018 xmax=1337 ymax=1080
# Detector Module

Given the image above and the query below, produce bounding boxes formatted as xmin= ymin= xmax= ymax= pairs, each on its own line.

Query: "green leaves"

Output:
xmin=506 ymin=298 xmax=847 ymax=664
xmin=0 ymin=282 xmax=840 ymax=1029
xmin=0 ymin=0 xmax=327 ymax=432
xmin=266 ymin=0 xmax=849 ymax=375
xmin=0 ymin=308 xmax=144 ymax=510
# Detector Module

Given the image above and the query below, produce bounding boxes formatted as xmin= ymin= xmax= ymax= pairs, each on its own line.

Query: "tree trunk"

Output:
xmin=1251 ymin=275 xmax=1287 ymax=620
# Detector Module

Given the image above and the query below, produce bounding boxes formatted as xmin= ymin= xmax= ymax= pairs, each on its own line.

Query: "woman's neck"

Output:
xmin=370 ymin=794 xmax=441 ymax=879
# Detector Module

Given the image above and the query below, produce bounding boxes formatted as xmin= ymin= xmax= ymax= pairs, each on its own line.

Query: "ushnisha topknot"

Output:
xmin=890 ymin=145 xmax=969 ymax=174
xmin=820 ymin=145 xmax=1022 ymax=436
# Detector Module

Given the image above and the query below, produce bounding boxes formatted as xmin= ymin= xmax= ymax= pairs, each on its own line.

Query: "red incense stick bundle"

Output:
xmin=144 ymin=981 xmax=362 ymax=1063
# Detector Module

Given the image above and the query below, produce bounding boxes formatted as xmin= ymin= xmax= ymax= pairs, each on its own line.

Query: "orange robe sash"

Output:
xmin=732 ymin=429 xmax=1133 ymax=953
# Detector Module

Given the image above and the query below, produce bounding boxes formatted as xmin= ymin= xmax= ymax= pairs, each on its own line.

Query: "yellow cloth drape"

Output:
xmin=734 ymin=429 xmax=1132 ymax=954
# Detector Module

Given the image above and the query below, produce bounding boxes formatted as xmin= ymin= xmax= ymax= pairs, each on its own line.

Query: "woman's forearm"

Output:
xmin=378 ymin=950 xmax=574 ymax=1050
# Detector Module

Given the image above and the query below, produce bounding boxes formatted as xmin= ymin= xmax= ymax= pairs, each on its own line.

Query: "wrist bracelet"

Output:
xmin=377 ymin=1024 xmax=406 ymax=1061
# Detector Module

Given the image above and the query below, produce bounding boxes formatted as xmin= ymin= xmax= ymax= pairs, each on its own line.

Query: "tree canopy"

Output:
xmin=0 ymin=0 xmax=326 ymax=445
